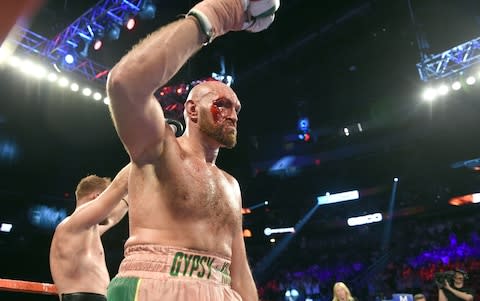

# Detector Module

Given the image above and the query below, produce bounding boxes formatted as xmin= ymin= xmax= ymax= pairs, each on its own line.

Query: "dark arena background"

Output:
xmin=1 ymin=0 xmax=480 ymax=300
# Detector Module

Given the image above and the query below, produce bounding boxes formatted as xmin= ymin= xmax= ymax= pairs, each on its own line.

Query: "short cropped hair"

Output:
xmin=75 ymin=175 xmax=111 ymax=200
xmin=414 ymin=294 xmax=426 ymax=301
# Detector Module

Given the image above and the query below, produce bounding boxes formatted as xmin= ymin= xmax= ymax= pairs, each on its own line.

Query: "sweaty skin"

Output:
xmin=107 ymin=1 xmax=260 ymax=301
xmin=124 ymin=81 xmax=242 ymax=257
xmin=50 ymin=165 xmax=129 ymax=296
xmin=50 ymin=221 xmax=110 ymax=295
xmin=107 ymin=17 xmax=256 ymax=300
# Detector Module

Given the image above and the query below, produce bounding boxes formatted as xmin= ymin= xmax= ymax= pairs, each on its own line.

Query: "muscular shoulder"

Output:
xmin=51 ymin=217 xmax=74 ymax=249
xmin=53 ymin=212 xmax=95 ymax=236
xmin=53 ymin=216 xmax=71 ymax=235
xmin=219 ymin=169 xmax=239 ymax=186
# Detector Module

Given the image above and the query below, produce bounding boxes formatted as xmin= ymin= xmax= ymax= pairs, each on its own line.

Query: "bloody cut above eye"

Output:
xmin=213 ymin=99 xmax=227 ymax=107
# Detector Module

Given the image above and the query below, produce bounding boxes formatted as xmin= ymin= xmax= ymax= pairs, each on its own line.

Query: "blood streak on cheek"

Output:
xmin=210 ymin=104 xmax=222 ymax=123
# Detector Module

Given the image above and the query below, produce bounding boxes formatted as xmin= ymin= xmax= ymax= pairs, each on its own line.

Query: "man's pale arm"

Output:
xmin=107 ymin=17 xmax=205 ymax=161
xmin=66 ymin=164 xmax=130 ymax=232
xmin=230 ymin=180 xmax=258 ymax=301
xmin=98 ymin=195 xmax=129 ymax=235
xmin=231 ymin=227 xmax=258 ymax=301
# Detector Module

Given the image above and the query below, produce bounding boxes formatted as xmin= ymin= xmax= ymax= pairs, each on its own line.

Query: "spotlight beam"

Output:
xmin=381 ymin=178 xmax=399 ymax=250
xmin=248 ymin=201 xmax=268 ymax=211
xmin=253 ymin=203 xmax=320 ymax=282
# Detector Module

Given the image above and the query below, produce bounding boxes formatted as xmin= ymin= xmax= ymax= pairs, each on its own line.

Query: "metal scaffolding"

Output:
xmin=10 ymin=0 xmax=147 ymax=85
xmin=417 ymin=36 xmax=480 ymax=82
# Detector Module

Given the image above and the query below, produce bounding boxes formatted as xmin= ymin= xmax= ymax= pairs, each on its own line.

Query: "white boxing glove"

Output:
xmin=243 ymin=0 xmax=280 ymax=32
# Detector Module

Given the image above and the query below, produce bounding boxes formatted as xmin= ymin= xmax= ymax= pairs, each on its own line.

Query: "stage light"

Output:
xmin=126 ymin=18 xmax=136 ymax=30
xmin=47 ymin=73 xmax=58 ymax=82
xmin=20 ymin=59 xmax=34 ymax=74
xmin=449 ymin=192 xmax=480 ymax=205
xmin=8 ymin=55 xmax=21 ymax=68
xmin=93 ymin=39 xmax=103 ymax=50
xmin=473 ymin=193 xmax=480 ymax=203
xmin=225 ymin=75 xmax=233 ymax=86
xmin=82 ymin=87 xmax=92 ymax=96
xmin=421 ymin=87 xmax=436 ymax=101
xmin=0 ymin=223 xmax=12 ymax=233
xmin=58 ymin=77 xmax=69 ymax=87
xmin=254 ymin=203 xmax=320 ymax=282
xmin=0 ymin=141 xmax=17 ymax=162
xmin=347 ymin=212 xmax=382 ymax=226
xmin=64 ymin=54 xmax=75 ymax=64
xmin=264 ymin=227 xmax=295 ymax=236
xmin=93 ymin=92 xmax=102 ymax=101
xmin=139 ymin=1 xmax=156 ymax=19
xmin=285 ymin=288 xmax=299 ymax=301
xmin=248 ymin=201 xmax=269 ymax=211
xmin=298 ymin=117 xmax=309 ymax=132
xmin=452 ymin=81 xmax=462 ymax=90
xmin=0 ymin=47 xmax=8 ymax=63
xmin=317 ymin=190 xmax=359 ymax=205
xmin=243 ymin=229 xmax=252 ymax=237
xmin=103 ymin=97 xmax=110 ymax=105
xmin=211 ymin=72 xmax=235 ymax=86
xmin=70 ymin=83 xmax=79 ymax=91
xmin=33 ymin=65 xmax=47 ymax=79
xmin=3 ymin=55 xmax=106 ymax=103
xmin=21 ymin=60 xmax=46 ymax=79
xmin=297 ymin=132 xmax=311 ymax=142
xmin=394 ymin=177 xmax=399 ymax=182
xmin=466 ymin=76 xmax=476 ymax=85
xmin=437 ymin=84 xmax=449 ymax=95
xmin=344 ymin=127 xmax=350 ymax=136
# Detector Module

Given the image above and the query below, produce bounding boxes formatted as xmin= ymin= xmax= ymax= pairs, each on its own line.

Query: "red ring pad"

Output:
xmin=0 ymin=278 xmax=57 ymax=295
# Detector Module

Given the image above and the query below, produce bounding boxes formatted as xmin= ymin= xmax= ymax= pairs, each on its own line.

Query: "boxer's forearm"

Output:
xmin=108 ymin=17 xmax=204 ymax=102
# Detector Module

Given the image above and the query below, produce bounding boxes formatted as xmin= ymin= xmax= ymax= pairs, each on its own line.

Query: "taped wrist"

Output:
xmin=187 ymin=10 xmax=214 ymax=45
xmin=186 ymin=0 xmax=247 ymax=45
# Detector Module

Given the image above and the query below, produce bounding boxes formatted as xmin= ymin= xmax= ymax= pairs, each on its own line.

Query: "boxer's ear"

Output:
xmin=185 ymin=99 xmax=198 ymax=122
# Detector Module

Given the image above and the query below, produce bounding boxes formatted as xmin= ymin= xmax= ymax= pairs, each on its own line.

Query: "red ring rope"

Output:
xmin=0 ymin=278 xmax=57 ymax=295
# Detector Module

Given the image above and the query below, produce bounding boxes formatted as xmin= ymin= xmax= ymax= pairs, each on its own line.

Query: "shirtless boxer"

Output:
xmin=105 ymin=0 xmax=280 ymax=300
xmin=50 ymin=164 xmax=130 ymax=301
